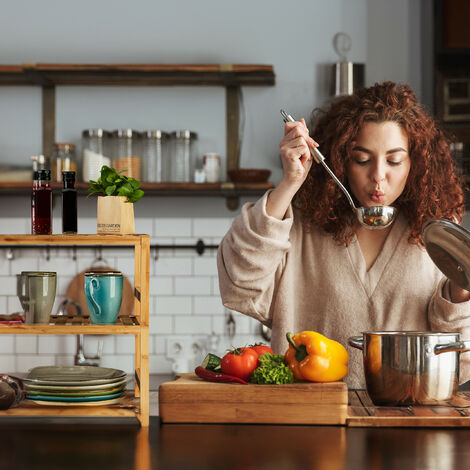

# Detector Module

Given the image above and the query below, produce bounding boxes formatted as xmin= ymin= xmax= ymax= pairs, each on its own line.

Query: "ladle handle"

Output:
xmin=280 ymin=109 xmax=356 ymax=210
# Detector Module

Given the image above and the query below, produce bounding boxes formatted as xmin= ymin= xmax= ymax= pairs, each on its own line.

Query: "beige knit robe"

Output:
xmin=217 ymin=191 xmax=470 ymax=388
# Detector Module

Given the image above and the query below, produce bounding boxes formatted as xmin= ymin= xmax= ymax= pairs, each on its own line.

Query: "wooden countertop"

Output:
xmin=2 ymin=417 xmax=470 ymax=470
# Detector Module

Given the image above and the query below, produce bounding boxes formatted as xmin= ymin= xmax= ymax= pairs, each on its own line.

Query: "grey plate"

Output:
xmin=24 ymin=377 xmax=128 ymax=392
xmin=24 ymin=366 xmax=127 ymax=386
xmin=423 ymin=218 xmax=470 ymax=290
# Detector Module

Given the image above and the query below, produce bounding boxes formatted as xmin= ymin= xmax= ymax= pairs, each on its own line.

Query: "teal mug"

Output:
xmin=84 ymin=271 xmax=123 ymax=324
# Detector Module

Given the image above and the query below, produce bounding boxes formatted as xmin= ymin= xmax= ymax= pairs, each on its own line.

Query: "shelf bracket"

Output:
xmin=225 ymin=85 xmax=240 ymax=173
xmin=42 ymin=86 xmax=55 ymax=158
xmin=221 ymin=182 xmax=239 ymax=211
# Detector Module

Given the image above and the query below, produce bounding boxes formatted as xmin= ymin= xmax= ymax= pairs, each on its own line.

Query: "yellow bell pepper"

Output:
xmin=284 ymin=331 xmax=349 ymax=382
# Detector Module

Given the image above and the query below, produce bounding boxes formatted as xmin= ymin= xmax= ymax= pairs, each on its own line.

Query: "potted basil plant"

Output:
xmin=87 ymin=165 xmax=144 ymax=235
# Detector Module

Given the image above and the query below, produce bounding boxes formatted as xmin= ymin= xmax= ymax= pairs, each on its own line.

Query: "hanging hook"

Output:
xmin=6 ymin=248 xmax=14 ymax=261
xmin=45 ymin=246 xmax=50 ymax=262
xmin=72 ymin=246 xmax=77 ymax=261
xmin=153 ymin=246 xmax=159 ymax=262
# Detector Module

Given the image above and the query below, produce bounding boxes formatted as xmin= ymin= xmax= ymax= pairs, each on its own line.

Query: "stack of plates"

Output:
xmin=24 ymin=366 xmax=128 ymax=406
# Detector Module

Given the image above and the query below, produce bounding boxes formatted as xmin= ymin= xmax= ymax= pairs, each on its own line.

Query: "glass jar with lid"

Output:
xmin=142 ymin=130 xmax=169 ymax=182
xmin=112 ymin=129 xmax=141 ymax=180
xmin=82 ymin=129 xmax=111 ymax=182
xmin=169 ymin=130 xmax=198 ymax=182
xmin=52 ymin=143 xmax=78 ymax=182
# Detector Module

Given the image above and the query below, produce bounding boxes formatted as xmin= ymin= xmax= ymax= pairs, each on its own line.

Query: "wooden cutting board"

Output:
xmin=64 ymin=266 xmax=134 ymax=317
xmin=158 ymin=373 xmax=348 ymax=425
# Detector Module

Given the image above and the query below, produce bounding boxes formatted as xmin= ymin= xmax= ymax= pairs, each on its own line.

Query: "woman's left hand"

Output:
xmin=449 ymin=280 xmax=470 ymax=303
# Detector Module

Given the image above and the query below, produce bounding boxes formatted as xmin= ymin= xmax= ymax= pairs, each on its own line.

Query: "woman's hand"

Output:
xmin=449 ymin=280 xmax=470 ymax=303
xmin=266 ymin=118 xmax=318 ymax=220
xmin=279 ymin=118 xmax=318 ymax=190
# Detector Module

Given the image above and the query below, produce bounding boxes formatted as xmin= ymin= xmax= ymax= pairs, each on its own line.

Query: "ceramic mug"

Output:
xmin=84 ymin=271 xmax=123 ymax=324
xmin=18 ymin=272 xmax=57 ymax=324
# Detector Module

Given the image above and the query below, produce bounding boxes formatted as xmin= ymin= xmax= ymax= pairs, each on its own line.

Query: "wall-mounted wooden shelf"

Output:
xmin=0 ymin=181 xmax=274 ymax=209
xmin=0 ymin=63 xmax=276 ymax=210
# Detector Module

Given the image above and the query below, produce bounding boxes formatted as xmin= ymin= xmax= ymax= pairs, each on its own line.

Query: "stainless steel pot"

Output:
xmin=348 ymin=331 xmax=470 ymax=406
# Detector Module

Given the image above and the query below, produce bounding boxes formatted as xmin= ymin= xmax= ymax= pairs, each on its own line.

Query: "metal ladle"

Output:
xmin=280 ymin=109 xmax=396 ymax=230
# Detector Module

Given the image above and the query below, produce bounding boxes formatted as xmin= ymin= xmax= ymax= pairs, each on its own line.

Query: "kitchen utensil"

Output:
xmin=28 ymin=396 xmax=124 ymax=407
xmin=423 ymin=218 xmax=470 ymax=291
xmin=65 ymin=267 xmax=134 ymax=318
xmin=280 ymin=109 xmax=396 ymax=230
xmin=18 ymin=271 xmax=57 ymax=324
xmin=348 ymin=331 xmax=470 ymax=405
xmin=25 ymin=365 xmax=126 ymax=384
xmin=84 ymin=271 xmax=123 ymax=324
xmin=26 ymin=392 xmax=125 ymax=403
xmin=24 ymin=378 xmax=127 ymax=392
xmin=159 ymin=373 xmax=348 ymax=424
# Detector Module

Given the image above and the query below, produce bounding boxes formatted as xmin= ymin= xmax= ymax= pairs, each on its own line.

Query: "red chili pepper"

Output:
xmin=194 ymin=366 xmax=248 ymax=385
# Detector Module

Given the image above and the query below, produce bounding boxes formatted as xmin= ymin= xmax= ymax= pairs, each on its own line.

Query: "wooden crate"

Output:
xmin=159 ymin=373 xmax=348 ymax=425
xmin=348 ymin=390 xmax=470 ymax=427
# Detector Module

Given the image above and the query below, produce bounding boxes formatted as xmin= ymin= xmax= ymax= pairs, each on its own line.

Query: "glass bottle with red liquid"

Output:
xmin=31 ymin=169 xmax=52 ymax=234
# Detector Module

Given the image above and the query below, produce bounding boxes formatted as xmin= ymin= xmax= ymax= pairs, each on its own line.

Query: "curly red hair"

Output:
xmin=294 ymin=81 xmax=464 ymax=245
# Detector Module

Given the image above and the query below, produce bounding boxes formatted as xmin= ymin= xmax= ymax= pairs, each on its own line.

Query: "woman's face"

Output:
xmin=347 ymin=121 xmax=411 ymax=208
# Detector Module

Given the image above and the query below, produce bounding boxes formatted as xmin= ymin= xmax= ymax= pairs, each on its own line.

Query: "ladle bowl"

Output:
xmin=280 ymin=109 xmax=397 ymax=230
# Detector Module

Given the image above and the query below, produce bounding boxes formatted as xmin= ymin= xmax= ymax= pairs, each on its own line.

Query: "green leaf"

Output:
xmin=105 ymin=185 xmax=116 ymax=196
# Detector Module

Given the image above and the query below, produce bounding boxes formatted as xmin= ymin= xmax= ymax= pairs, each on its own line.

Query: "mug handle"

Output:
xmin=86 ymin=277 xmax=102 ymax=317
xmin=348 ymin=336 xmax=364 ymax=350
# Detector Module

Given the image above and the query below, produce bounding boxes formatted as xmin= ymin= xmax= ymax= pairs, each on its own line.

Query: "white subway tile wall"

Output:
xmin=0 ymin=217 xmax=267 ymax=376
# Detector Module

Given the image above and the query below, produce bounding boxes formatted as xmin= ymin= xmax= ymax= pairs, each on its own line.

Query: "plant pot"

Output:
xmin=97 ymin=196 xmax=135 ymax=235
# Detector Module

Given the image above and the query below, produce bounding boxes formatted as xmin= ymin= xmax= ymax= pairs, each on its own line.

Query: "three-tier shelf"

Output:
xmin=0 ymin=234 xmax=150 ymax=427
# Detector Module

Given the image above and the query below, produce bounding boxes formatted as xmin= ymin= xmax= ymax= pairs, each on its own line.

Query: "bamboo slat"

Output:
xmin=347 ymin=390 xmax=470 ymax=427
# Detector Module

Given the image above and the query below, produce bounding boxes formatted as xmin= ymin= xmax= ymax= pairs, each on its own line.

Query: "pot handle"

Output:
xmin=434 ymin=341 xmax=470 ymax=355
xmin=348 ymin=336 xmax=364 ymax=350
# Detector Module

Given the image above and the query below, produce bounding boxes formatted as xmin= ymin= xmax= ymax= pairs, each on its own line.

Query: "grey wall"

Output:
xmin=0 ymin=0 xmax=424 ymax=218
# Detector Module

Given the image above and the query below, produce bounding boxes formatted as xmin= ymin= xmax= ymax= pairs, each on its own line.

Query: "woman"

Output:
xmin=217 ymin=82 xmax=470 ymax=387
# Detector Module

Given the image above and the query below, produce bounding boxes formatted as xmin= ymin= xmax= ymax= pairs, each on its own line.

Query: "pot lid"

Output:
xmin=422 ymin=218 xmax=470 ymax=290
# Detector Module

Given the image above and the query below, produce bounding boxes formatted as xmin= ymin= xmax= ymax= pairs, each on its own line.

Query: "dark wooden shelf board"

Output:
xmin=0 ymin=64 xmax=275 ymax=87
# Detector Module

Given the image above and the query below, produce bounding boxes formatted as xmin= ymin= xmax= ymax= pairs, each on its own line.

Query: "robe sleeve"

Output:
xmin=217 ymin=191 xmax=293 ymax=325
xmin=428 ymin=278 xmax=470 ymax=384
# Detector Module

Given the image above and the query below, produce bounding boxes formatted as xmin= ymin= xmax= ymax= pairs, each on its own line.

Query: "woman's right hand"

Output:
xmin=266 ymin=118 xmax=318 ymax=220
xmin=279 ymin=118 xmax=318 ymax=192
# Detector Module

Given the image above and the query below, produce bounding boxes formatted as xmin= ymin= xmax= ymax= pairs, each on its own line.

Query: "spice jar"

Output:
xmin=142 ymin=130 xmax=169 ymax=182
xmin=82 ymin=129 xmax=111 ymax=181
xmin=52 ymin=143 xmax=78 ymax=182
xmin=169 ymin=130 xmax=198 ymax=182
xmin=112 ymin=129 xmax=141 ymax=180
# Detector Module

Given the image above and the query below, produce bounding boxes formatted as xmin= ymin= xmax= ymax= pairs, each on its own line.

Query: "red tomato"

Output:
xmin=221 ymin=348 xmax=259 ymax=381
xmin=249 ymin=344 xmax=274 ymax=357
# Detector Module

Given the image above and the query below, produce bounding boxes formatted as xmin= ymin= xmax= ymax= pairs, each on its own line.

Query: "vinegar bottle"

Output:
xmin=62 ymin=171 xmax=77 ymax=234
xmin=31 ymin=169 xmax=52 ymax=235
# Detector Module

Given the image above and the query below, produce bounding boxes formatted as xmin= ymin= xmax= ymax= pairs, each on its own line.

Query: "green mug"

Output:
xmin=18 ymin=272 xmax=57 ymax=324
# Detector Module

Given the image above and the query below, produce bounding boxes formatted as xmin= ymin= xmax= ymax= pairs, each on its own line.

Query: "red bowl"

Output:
xmin=227 ymin=169 xmax=271 ymax=183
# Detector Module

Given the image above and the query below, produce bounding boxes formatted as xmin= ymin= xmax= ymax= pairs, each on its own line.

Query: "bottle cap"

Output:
xmin=34 ymin=169 xmax=51 ymax=181
xmin=62 ymin=171 xmax=76 ymax=181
